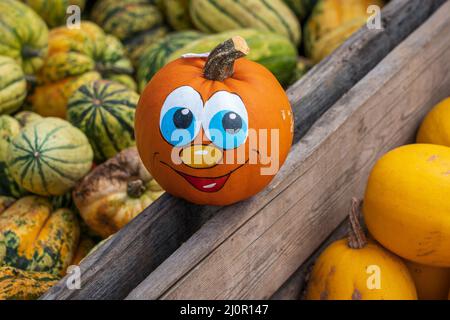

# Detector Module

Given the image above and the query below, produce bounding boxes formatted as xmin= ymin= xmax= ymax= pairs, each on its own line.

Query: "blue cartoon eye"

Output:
xmin=204 ymin=91 xmax=249 ymax=150
xmin=160 ymin=86 xmax=203 ymax=146
xmin=208 ymin=110 xmax=248 ymax=150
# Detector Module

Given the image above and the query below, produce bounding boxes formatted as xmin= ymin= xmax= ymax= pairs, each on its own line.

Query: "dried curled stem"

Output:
xmin=203 ymin=36 xmax=250 ymax=81
xmin=347 ymin=198 xmax=368 ymax=249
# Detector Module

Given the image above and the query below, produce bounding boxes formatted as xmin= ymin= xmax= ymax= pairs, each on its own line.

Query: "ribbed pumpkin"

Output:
xmin=0 ymin=196 xmax=80 ymax=276
xmin=7 ymin=118 xmax=93 ymax=196
xmin=405 ymin=260 xmax=450 ymax=300
xmin=0 ymin=56 xmax=27 ymax=115
xmin=417 ymin=97 xmax=450 ymax=147
xmin=73 ymin=147 xmax=164 ymax=238
xmin=91 ymin=0 xmax=168 ymax=66
xmin=0 ymin=0 xmax=48 ymax=75
xmin=304 ymin=0 xmax=384 ymax=63
xmin=364 ymin=144 xmax=450 ymax=267
xmin=0 ymin=266 xmax=59 ymax=300
xmin=0 ymin=115 xmax=26 ymax=198
xmin=190 ymin=0 xmax=301 ymax=45
xmin=282 ymin=0 xmax=317 ymax=20
xmin=67 ymin=80 xmax=139 ymax=162
xmin=139 ymin=29 xmax=297 ymax=88
xmin=137 ymin=31 xmax=204 ymax=92
xmin=21 ymin=0 xmax=86 ymax=27
xmin=305 ymin=199 xmax=417 ymax=300
xmin=31 ymin=22 xmax=135 ymax=118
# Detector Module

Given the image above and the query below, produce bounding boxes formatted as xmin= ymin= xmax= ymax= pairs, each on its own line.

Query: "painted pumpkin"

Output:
xmin=31 ymin=21 xmax=135 ymax=119
xmin=7 ymin=118 xmax=93 ymax=196
xmin=405 ymin=260 xmax=450 ymax=300
xmin=0 ymin=56 xmax=27 ymax=115
xmin=304 ymin=0 xmax=385 ymax=63
xmin=136 ymin=37 xmax=294 ymax=206
xmin=364 ymin=144 xmax=450 ymax=267
xmin=67 ymin=80 xmax=139 ymax=162
xmin=0 ymin=266 xmax=59 ymax=300
xmin=417 ymin=97 xmax=450 ymax=147
xmin=21 ymin=0 xmax=86 ymax=27
xmin=0 ymin=0 xmax=48 ymax=75
xmin=0 ymin=196 xmax=80 ymax=276
xmin=305 ymin=199 xmax=417 ymax=300
xmin=73 ymin=147 xmax=164 ymax=238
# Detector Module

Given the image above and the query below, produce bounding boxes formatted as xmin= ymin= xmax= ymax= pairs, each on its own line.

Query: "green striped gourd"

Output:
xmin=166 ymin=29 xmax=298 ymax=86
xmin=0 ymin=56 xmax=27 ymax=115
xmin=91 ymin=0 xmax=168 ymax=66
xmin=0 ymin=116 xmax=25 ymax=198
xmin=0 ymin=266 xmax=59 ymax=300
xmin=160 ymin=0 xmax=194 ymax=30
xmin=189 ymin=0 xmax=301 ymax=45
xmin=138 ymin=31 xmax=204 ymax=92
xmin=282 ymin=0 xmax=317 ymax=21
xmin=14 ymin=111 xmax=43 ymax=128
xmin=21 ymin=0 xmax=86 ymax=27
xmin=7 ymin=118 xmax=93 ymax=196
xmin=0 ymin=0 xmax=48 ymax=75
xmin=67 ymin=80 xmax=139 ymax=162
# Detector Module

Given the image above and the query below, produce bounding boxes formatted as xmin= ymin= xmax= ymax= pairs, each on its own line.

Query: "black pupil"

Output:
xmin=173 ymin=108 xmax=193 ymax=129
xmin=222 ymin=112 xmax=242 ymax=134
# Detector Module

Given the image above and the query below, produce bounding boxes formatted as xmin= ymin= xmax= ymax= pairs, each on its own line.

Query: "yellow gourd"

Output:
xmin=417 ymin=97 xmax=450 ymax=147
xmin=364 ymin=144 xmax=450 ymax=267
xmin=305 ymin=199 xmax=417 ymax=300
xmin=405 ymin=260 xmax=450 ymax=300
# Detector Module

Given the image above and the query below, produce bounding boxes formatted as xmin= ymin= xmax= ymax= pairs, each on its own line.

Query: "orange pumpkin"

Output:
xmin=135 ymin=36 xmax=293 ymax=205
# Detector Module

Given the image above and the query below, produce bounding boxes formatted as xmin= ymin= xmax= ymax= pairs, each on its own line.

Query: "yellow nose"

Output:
xmin=180 ymin=145 xmax=222 ymax=168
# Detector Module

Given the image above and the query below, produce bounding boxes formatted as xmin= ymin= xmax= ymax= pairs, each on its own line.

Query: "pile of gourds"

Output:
xmin=0 ymin=0 xmax=386 ymax=299
xmin=305 ymin=98 xmax=450 ymax=300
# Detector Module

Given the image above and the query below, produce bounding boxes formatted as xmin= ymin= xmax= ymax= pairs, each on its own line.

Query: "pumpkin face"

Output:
xmin=136 ymin=37 xmax=293 ymax=206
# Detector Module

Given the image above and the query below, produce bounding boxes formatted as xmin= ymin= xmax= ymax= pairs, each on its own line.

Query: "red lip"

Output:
xmin=177 ymin=172 xmax=230 ymax=193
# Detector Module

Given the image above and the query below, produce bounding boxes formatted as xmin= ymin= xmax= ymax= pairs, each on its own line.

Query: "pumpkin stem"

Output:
xmin=22 ymin=46 xmax=42 ymax=59
xmin=347 ymin=198 xmax=367 ymax=249
xmin=203 ymin=36 xmax=250 ymax=81
xmin=127 ymin=179 xmax=146 ymax=198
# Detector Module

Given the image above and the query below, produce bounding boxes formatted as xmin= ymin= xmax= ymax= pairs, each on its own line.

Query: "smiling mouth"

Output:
xmin=160 ymin=161 xmax=248 ymax=193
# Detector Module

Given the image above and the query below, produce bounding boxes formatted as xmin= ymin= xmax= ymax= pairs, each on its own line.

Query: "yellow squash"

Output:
xmin=0 ymin=196 xmax=80 ymax=276
xmin=304 ymin=0 xmax=384 ymax=63
xmin=417 ymin=97 xmax=450 ymax=147
xmin=364 ymin=144 xmax=450 ymax=267
xmin=405 ymin=260 xmax=450 ymax=300
xmin=0 ymin=266 xmax=59 ymax=300
xmin=305 ymin=199 xmax=417 ymax=300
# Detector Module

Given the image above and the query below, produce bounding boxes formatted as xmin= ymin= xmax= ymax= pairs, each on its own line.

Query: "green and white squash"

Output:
xmin=189 ymin=0 xmax=301 ymax=45
xmin=7 ymin=118 xmax=93 ymax=196
xmin=21 ymin=0 xmax=86 ymax=27
xmin=91 ymin=0 xmax=168 ymax=66
xmin=149 ymin=29 xmax=298 ymax=87
xmin=160 ymin=0 xmax=194 ymax=30
xmin=282 ymin=0 xmax=317 ymax=21
xmin=67 ymin=80 xmax=139 ymax=163
xmin=0 ymin=116 xmax=25 ymax=198
xmin=14 ymin=111 xmax=43 ymax=128
xmin=0 ymin=0 xmax=49 ymax=75
xmin=138 ymin=31 xmax=204 ymax=92
xmin=0 ymin=56 xmax=27 ymax=115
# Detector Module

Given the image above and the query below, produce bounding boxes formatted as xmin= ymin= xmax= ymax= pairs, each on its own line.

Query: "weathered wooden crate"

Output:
xmin=42 ymin=0 xmax=450 ymax=300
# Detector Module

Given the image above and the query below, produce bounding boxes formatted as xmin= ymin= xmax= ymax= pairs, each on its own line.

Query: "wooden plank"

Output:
xmin=42 ymin=0 xmax=447 ymax=300
xmin=126 ymin=1 xmax=450 ymax=300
